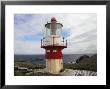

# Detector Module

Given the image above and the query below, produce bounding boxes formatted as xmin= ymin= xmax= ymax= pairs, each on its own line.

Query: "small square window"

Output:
xmin=47 ymin=50 xmax=50 ymax=52
xmin=53 ymin=50 xmax=57 ymax=52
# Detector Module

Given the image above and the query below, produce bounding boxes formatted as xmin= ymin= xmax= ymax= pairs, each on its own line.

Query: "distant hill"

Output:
xmin=76 ymin=55 xmax=89 ymax=63
xmin=76 ymin=54 xmax=97 ymax=63
xmin=63 ymin=54 xmax=97 ymax=71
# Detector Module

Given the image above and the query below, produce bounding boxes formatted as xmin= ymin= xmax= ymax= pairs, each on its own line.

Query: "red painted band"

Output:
xmin=45 ymin=50 xmax=62 ymax=59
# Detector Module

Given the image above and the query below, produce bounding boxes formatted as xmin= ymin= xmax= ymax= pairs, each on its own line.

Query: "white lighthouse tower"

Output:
xmin=41 ymin=17 xmax=67 ymax=74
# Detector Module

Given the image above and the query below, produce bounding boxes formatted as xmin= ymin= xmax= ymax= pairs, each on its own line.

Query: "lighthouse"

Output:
xmin=41 ymin=17 xmax=67 ymax=74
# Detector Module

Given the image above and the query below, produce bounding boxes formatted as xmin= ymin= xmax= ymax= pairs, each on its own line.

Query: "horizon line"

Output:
xmin=14 ymin=53 xmax=97 ymax=55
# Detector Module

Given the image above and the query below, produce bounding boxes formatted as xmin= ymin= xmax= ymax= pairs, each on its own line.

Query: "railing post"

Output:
xmin=41 ymin=39 xmax=42 ymax=47
xmin=66 ymin=40 xmax=67 ymax=47
xmin=63 ymin=37 xmax=64 ymax=43
xmin=53 ymin=37 xmax=54 ymax=46
xmin=43 ymin=37 xmax=45 ymax=46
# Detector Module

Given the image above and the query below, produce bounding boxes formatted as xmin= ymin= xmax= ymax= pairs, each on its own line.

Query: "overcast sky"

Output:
xmin=14 ymin=14 xmax=97 ymax=54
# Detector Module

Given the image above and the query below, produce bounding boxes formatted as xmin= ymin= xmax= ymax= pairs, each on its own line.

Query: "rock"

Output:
xmin=60 ymin=69 xmax=97 ymax=76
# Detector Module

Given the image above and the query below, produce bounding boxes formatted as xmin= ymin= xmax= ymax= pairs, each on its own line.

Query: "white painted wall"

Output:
xmin=46 ymin=59 xmax=63 ymax=74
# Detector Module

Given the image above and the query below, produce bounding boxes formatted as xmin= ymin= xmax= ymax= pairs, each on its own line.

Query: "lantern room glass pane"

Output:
xmin=45 ymin=28 xmax=62 ymax=37
xmin=51 ymin=29 xmax=56 ymax=35
xmin=45 ymin=23 xmax=63 ymax=37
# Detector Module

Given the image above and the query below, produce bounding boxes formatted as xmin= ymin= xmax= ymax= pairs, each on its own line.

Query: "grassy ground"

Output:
xmin=63 ymin=58 xmax=97 ymax=72
xmin=14 ymin=61 xmax=45 ymax=69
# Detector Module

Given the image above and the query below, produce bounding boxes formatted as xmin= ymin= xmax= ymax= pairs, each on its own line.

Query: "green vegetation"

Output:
xmin=14 ymin=71 xmax=27 ymax=76
xmin=14 ymin=61 xmax=46 ymax=76
xmin=14 ymin=61 xmax=45 ymax=69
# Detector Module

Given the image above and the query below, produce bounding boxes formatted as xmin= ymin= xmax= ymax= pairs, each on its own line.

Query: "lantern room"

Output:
xmin=41 ymin=17 xmax=67 ymax=47
xmin=45 ymin=17 xmax=63 ymax=37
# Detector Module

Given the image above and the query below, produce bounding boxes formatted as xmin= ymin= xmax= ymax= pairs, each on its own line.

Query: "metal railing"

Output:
xmin=41 ymin=37 xmax=67 ymax=48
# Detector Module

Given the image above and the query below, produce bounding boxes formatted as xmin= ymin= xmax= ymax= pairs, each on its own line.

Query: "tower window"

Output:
xmin=47 ymin=50 xmax=50 ymax=52
xmin=53 ymin=50 xmax=57 ymax=52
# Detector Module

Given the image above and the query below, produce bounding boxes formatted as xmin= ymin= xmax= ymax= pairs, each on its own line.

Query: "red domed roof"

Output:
xmin=51 ymin=17 xmax=57 ymax=22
